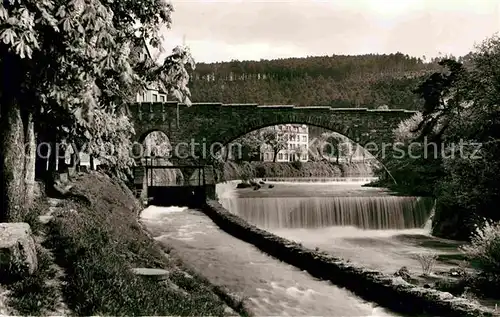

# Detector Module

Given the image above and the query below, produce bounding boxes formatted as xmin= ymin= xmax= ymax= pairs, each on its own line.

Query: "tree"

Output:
xmin=321 ymin=133 xmax=342 ymax=164
xmin=376 ymin=34 xmax=500 ymax=240
xmin=189 ymin=54 xmax=440 ymax=108
xmin=393 ymin=112 xmax=423 ymax=143
xmin=261 ymin=127 xmax=287 ymax=162
xmin=225 ymin=130 xmax=262 ymax=162
xmin=0 ymin=0 xmax=195 ymax=221
xmin=430 ymin=36 xmax=500 ymax=239
xmin=412 ymin=59 xmax=467 ymax=142
xmin=144 ymin=131 xmax=171 ymax=158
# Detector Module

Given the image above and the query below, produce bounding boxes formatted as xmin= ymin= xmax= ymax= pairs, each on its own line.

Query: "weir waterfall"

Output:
xmin=217 ymin=179 xmax=434 ymax=231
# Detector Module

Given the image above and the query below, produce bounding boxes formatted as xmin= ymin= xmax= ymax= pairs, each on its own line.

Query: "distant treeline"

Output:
xmin=188 ymin=53 xmax=468 ymax=109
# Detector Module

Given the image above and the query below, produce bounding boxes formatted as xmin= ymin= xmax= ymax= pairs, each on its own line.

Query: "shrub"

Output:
xmin=291 ymin=160 xmax=302 ymax=170
xmin=255 ymin=165 xmax=266 ymax=178
xmin=461 ymin=221 xmax=500 ymax=277
xmin=414 ymin=252 xmax=438 ymax=276
xmin=6 ymin=247 xmax=58 ymax=316
xmin=22 ymin=198 xmax=49 ymax=235
xmin=239 ymin=171 xmax=254 ymax=183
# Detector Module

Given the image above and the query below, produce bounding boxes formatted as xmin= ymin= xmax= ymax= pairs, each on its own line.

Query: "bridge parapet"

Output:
xmin=128 ymin=102 xmax=416 ymax=114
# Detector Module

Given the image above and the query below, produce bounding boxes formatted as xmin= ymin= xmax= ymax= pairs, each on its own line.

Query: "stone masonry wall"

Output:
xmin=127 ymin=103 xmax=416 ymax=159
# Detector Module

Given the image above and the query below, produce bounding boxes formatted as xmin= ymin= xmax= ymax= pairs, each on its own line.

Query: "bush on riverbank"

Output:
xmin=462 ymin=221 xmax=500 ymax=277
xmin=217 ymin=160 xmax=373 ymax=181
xmin=44 ymin=172 xmax=241 ymax=316
xmin=457 ymin=221 xmax=500 ymax=299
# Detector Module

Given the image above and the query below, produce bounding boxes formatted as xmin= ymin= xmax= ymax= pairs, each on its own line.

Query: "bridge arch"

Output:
xmin=137 ymin=129 xmax=171 ymax=144
xmin=218 ymin=122 xmax=380 ymax=162
xmin=127 ymin=102 xmax=416 ymax=162
xmin=217 ymin=121 xmax=349 ymax=147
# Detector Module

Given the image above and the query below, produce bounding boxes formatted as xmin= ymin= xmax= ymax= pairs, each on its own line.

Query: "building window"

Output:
xmin=278 ymin=153 xmax=283 ymax=160
xmin=152 ymin=94 xmax=158 ymax=102
xmin=160 ymin=95 xmax=166 ymax=102
xmin=302 ymin=135 xmax=307 ymax=142
xmin=284 ymin=153 xmax=288 ymax=160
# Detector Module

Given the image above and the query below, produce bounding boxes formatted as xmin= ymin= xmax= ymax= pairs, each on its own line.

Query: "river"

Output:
xmin=140 ymin=178 xmax=452 ymax=316
xmin=217 ymin=178 xmax=459 ymax=276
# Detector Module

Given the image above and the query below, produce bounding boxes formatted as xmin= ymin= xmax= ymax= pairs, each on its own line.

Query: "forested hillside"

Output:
xmin=188 ymin=53 xmax=464 ymax=109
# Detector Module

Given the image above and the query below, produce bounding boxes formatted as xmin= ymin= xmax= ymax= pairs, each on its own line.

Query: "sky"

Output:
xmin=160 ymin=0 xmax=500 ymax=63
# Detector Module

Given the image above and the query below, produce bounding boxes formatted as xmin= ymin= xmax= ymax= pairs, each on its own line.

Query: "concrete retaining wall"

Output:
xmin=201 ymin=200 xmax=495 ymax=317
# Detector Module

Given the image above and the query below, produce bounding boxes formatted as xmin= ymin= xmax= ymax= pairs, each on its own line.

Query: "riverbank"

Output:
xmin=0 ymin=172 xmax=250 ymax=316
xmin=363 ymin=178 xmax=429 ymax=197
xmin=217 ymin=160 xmax=374 ymax=181
xmin=201 ymin=199 xmax=497 ymax=316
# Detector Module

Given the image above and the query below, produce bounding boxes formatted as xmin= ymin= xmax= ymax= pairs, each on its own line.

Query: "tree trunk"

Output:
xmin=273 ymin=150 xmax=278 ymax=163
xmin=70 ymin=143 xmax=80 ymax=172
xmin=90 ymin=155 xmax=95 ymax=170
xmin=57 ymin=142 xmax=67 ymax=174
xmin=35 ymin=133 xmax=49 ymax=180
xmin=23 ymin=112 xmax=36 ymax=210
xmin=0 ymin=100 xmax=26 ymax=222
xmin=47 ymin=141 xmax=57 ymax=181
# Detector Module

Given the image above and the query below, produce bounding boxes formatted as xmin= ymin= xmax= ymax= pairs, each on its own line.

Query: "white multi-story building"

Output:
xmin=136 ymin=88 xmax=168 ymax=102
xmin=261 ymin=124 xmax=309 ymax=162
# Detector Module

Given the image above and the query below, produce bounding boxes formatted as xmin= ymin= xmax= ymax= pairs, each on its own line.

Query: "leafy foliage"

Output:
xmin=393 ymin=112 xmax=423 ymax=144
xmin=224 ymin=129 xmax=263 ymax=162
xmin=461 ymin=221 xmax=500 ymax=277
xmin=0 ymin=0 xmax=195 ymax=170
xmin=373 ymin=34 xmax=500 ymax=240
xmin=143 ymin=131 xmax=171 ymax=157
xmin=261 ymin=127 xmax=288 ymax=162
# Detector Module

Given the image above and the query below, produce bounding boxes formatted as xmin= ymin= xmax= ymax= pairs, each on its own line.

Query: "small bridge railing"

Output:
xmin=133 ymin=157 xmax=216 ymax=206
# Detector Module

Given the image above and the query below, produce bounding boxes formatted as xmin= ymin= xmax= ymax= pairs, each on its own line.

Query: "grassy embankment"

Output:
xmin=1 ymin=172 xmax=250 ymax=316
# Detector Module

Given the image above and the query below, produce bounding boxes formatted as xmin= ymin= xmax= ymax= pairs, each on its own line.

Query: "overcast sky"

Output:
xmin=161 ymin=0 xmax=500 ymax=63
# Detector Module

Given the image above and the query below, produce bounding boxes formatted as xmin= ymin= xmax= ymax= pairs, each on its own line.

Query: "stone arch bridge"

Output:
xmin=126 ymin=102 xmax=416 ymax=162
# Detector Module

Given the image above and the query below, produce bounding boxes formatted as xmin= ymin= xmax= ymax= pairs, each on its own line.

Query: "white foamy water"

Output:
xmin=140 ymin=205 xmax=188 ymax=219
xmin=218 ymin=180 xmax=434 ymax=231
xmin=217 ymin=179 xmax=461 ymax=276
xmin=263 ymin=177 xmax=379 ymax=183
xmin=140 ymin=205 xmax=399 ymax=316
